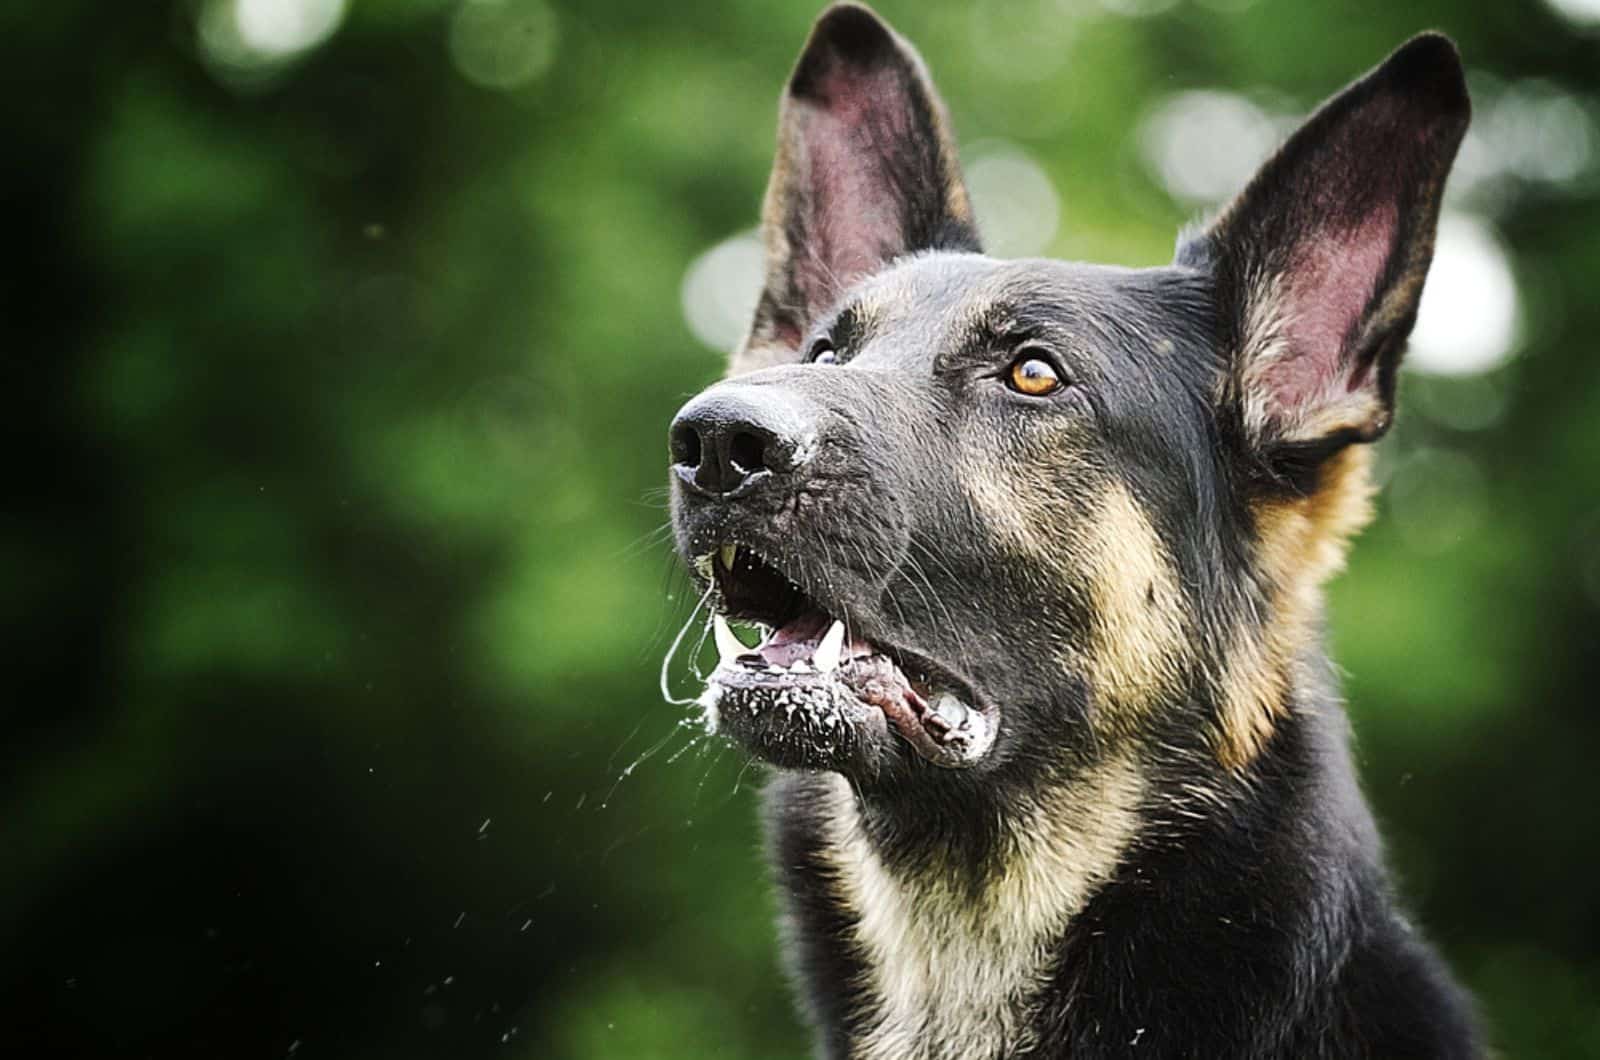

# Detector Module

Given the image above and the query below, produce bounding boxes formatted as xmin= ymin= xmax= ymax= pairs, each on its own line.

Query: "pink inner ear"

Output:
xmin=1267 ymin=205 xmax=1397 ymax=412
xmin=794 ymin=63 xmax=917 ymax=306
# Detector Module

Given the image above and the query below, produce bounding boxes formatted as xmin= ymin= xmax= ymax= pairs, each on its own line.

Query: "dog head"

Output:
xmin=669 ymin=3 xmax=1467 ymax=788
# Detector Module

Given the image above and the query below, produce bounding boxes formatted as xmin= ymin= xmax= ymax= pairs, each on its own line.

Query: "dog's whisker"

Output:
xmin=897 ymin=543 xmax=976 ymax=679
xmin=642 ymin=559 xmax=695 ymax=658
xmin=614 ymin=520 xmax=675 ymax=562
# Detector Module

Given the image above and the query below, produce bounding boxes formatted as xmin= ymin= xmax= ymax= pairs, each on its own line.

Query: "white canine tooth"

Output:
xmin=813 ymin=620 xmax=845 ymax=674
xmin=712 ymin=614 xmax=745 ymax=665
xmin=719 ymin=543 xmax=737 ymax=571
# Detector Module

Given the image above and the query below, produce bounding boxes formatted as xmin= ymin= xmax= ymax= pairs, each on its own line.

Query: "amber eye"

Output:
xmin=1007 ymin=354 xmax=1063 ymax=396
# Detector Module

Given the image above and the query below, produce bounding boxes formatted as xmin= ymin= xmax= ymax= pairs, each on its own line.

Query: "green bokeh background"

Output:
xmin=6 ymin=1 xmax=1599 ymax=1056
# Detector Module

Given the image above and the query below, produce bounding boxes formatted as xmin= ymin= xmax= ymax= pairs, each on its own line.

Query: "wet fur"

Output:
xmin=670 ymin=5 xmax=1480 ymax=1057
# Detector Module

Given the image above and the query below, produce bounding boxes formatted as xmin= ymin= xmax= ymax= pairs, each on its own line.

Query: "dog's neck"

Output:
xmin=809 ymin=754 xmax=1146 ymax=1060
xmin=841 ymin=749 xmax=1140 ymax=881
xmin=790 ymin=668 xmax=1381 ymax=1060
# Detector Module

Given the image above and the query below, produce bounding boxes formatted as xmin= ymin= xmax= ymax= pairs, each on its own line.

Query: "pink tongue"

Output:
xmin=756 ymin=613 xmax=827 ymax=666
xmin=756 ymin=613 xmax=872 ymax=667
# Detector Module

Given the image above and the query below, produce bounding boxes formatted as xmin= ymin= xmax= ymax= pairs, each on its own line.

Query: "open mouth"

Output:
xmin=698 ymin=544 xmax=997 ymax=770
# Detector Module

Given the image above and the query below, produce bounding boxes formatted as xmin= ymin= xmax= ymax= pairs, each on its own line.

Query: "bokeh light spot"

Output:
xmin=966 ymin=143 xmax=1062 ymax=258
xmin=197 ymin=0 xmax=349 ymax=85
xmin=1453 ymin=76 xmax=1597 ymax=198
xmin=1544 ymin=0 xmax=1600 ymax=26
xmin=1489 ymin=82 xmax=1594 ymax=184
xmin=970 ymin=0 xmax=1077 ymax=83
xmin=1409 ymin=214 xmax=1520 ymax=376
xmin=1138 ymin=90 xmax=1280 ymax=205
xmin=235 ymin=0 xmax=348 ymax=57
xmin=680 ymin=230 xmax=764 ymax=354
xmin=449 ymin=0 xmax=559 ymax=91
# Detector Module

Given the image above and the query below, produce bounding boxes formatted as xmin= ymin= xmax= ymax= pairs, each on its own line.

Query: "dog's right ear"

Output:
xmin=733 ymin=3 xmax=980 ymax=376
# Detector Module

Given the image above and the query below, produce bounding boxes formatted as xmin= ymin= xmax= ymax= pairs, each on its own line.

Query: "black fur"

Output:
xmin=767 ymin=658 xmax=1481 ymax=1059
xmin=668 ymin=5 xmax=1479 ymax=1057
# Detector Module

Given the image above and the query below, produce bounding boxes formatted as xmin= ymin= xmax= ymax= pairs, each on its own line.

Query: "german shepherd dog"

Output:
xmin=667 ymin=4 xmax=1478 ymax=1056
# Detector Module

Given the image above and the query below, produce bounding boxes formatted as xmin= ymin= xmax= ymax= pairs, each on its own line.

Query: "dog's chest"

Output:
xmin=814 ymin=768 xmax=1142 ymax=1060
xmin=834 ymin=847 xmax=1050 ymax=1059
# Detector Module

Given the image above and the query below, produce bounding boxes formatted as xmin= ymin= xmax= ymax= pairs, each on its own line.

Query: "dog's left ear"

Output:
xmin=733 ymin=3 xmax=980 ymax=375
xmin=1182 ymin=34 xmax=1469 ymax=484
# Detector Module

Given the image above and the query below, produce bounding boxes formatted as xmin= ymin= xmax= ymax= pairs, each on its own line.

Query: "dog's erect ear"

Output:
xmin=1182 ymin=34 xmax=1469 ymax=482
xmin=733 ymin=3 xmax=980 ymax=375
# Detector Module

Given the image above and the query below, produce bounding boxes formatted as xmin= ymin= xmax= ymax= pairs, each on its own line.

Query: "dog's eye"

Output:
xmin=1007 ymin=354 xmax=1063 ymax=397
xmin=807 ymin=339 xmax=838 ymax=365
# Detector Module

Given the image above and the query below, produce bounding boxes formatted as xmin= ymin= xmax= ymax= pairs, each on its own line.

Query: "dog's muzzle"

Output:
xmin=667 ymin=379 xmax=1000 ymax=773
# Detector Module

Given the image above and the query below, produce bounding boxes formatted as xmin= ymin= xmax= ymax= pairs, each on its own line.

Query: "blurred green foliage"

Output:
xmin=5 ymin=0 xmax=1600 ymax=1056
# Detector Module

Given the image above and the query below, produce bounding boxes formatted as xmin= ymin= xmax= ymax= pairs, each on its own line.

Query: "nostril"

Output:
xmin=671 ymin=423 xmax=703 ymax=468
xmin=671 ymin=388 xmax=808 ymax=496
xmin=728 ymin=431 xmax=766 ymax=475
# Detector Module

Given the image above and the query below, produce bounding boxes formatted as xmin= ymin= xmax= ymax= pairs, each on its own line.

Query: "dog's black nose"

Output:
xmin=670 ymin=384 xmax=811 ymax=497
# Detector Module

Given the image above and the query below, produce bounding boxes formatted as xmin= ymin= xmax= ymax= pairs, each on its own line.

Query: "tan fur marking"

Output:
xmin=1216 ymin=446 xmax=1375 ymax=770
xmin=961 ymin=463 xmax=1051 ymax=561
xmin=1079 ymin=484 xmax=1190 ymax=721
xmin=1214 ymin=622 xmax=1287 ymax=773
xmin=817 ymin=760 xmax=1144 ymax=1060
xmin=963 ymin=461 xmax=1188 ymax=727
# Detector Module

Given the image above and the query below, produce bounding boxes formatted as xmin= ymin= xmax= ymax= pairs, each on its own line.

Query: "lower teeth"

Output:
xmin=930 ymin=692 xmax=970 ymax=728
